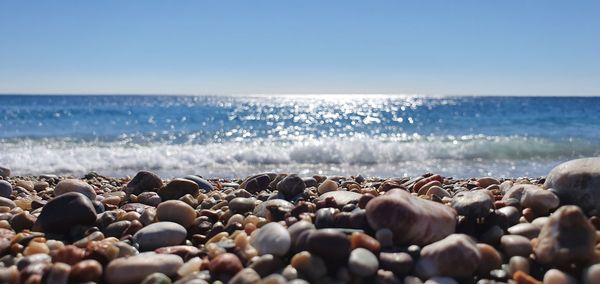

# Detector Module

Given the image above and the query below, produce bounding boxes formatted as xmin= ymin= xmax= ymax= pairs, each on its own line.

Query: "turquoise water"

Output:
xmin=1 ymin=95 xmax=599 ymax=178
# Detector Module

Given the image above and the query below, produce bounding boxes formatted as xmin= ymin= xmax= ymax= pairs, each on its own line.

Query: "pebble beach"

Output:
xmin=1 ymin=157 xmax=600 ymax=284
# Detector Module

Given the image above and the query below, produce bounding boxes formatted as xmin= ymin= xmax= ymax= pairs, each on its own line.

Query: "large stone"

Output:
xmin=545 ymin=157 xmax=600 ymax=215
xmin=33 ymin=192 xmax=97 ymax=234
xmin=105 ymin=253 xmax=183 ymax=284
xmin=126 ymin=171 xmax=163 ymax=195
xmin=415 ymin=234 xmax=481 ymax=279
xmin=502 ymin=184 xmax=559 ymax=214
xmin=534 ymin=205 xmax=596 ymax=268
xmin=250 ymin=222 xmax=291 ymax=256
xmin=451 ymin=189 xmax=493 ymax=218
xmin=54 ymin=179 xmax=96 ymax=200
xmin=133 ymin=222 xmax=187 ymax=251
xmin=241 ymin=174 xmax=272 ymax=193
xmin=0 ymin=180 xmax=11 ymax=198
xmin=276 ymin=174 xmax=306 ymax=199
xmin=158 ymin=178 xmax=199 ymax=200
xmin=366 ymin=189 xmax=457 ymax=246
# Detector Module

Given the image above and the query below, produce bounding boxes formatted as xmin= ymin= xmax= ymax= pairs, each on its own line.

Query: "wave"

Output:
xmin=1 ymin=135 xmax=598 ymax=178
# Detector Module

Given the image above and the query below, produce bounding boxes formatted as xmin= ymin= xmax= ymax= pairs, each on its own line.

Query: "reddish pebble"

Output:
xmin=522 ymin=208 xmax=536 ymax=222
xmin=358 ymin=194 xmax=374 ymax=209
xmin=209 ymin=253 xmax=243 ymax=275
xmin=513 ymin=270 xmax=541 ymax=284
xmin=351 ymin=232 xmax=381 ymax=254
xmin=69 ymin=259 xmax=103 ymax=282
xmin=244 ymin=223 xmax=256 ymax=235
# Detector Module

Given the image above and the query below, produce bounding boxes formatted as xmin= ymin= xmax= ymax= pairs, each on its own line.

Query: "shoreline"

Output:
xmin=0 ymin=161 xmax=599 ymax=283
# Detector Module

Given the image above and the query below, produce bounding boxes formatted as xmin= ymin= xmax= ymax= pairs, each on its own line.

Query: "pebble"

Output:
xmin=291 ymin=251 xmax=327 ymax=280
xmin=476 ymin=243 xmax=502 ymax=276
xmin=157 ymin=200 xmax=196 ymax=228
xmin=366 ymin=189 xmax=457 ymax=246
xmin=542 ymin=269 xmax=577 ymax=284
xmin=248 ymin=254 xmax=284 ymax=277
xmin=33 ymin=192 xmax=97 ymax=234
xmin=0 ymin=180 xmax=11 ymax=198
xmin=127 ymin=171 xmax=163 ymax=195
xmin=317 ymin=179 xmax=338 ymax=195
xmin=584 ymin=264 xmax=600 ymax=284
xmin=158 ymin=178 xmax=200 ymax=200
xmin=0 ymin=197 xmax=16 ymax=209
xmin=507 ymin=223 xmax=540 ymax=239
xmin=306 ymin=229 xmax=351 ymax=264
xmin=502 ymin=184 xmax=559 ymax=214
xmin=138 ymin=191 xmax=162 ymax=207
xmin=508 ymin=255 xmax=530 ymax=275
xmin=241 ymin=174 xmax=272 ymax=193
xmin=229 ymin=197 xmax=256 ymax=213
xmin=54 ymin=179 xmax=96 ymax=200
xmin=415 ymin=234 xmax=481 ymax=279
xmin=46 ymin=262 xmax=71 ymax=284
xmin=451 ymin=189 xmax=493 ymax=218
xmin=534 ymin=205 xmax=596 ymax=268
xmin=379 ymin=252 xmax=413 ymax=276
xmin=105 ymin=253 xmax=183 ymax=284
xmin=499 ymin=235 xmax=532 ymax=257
xmin=348 ymin=247 xmax=379 ymax=277
xmin=230 ymin=268 xmax=261 ymax=284
xmin=276 ymin=174 xmax=306 ymax=199
xmin=253 ymin=199 xmax=294 ymax=218
xmin=0 ymin=166 xmax=10 ymax=178
xmin=317 ymin=190 xmax=362 ymax=207
xmin=209 ymin=253 xmax=244 ymax=275
xmin=141 ymin=272 xmax=173 ymax=284
xmin=424 ymin=277 xmax=459 ymax=284
xmin=477 ymin=177 xmax=500 ymax=188
xmin=250 ymin=222 xmax=291 ymax=256
xmin=350 ymin=231 xmax=381 ymax=254
xmin=133 ymin=222 xmax=188 ymax=251
xmin=70 ymin=259 xmax=103 ymax=282
xmin=183 ymin=175 xmax=214 ymax=193
xmin=544 ymin=157 xmax=600 ymax=215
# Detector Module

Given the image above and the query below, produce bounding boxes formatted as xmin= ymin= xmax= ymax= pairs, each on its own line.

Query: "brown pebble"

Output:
xmin=209 ymin=253 xmax=243 ymax=275
xmin=351 ymin=232 xmax=381 ymax=254
xmin=69 ymin=259 xmax=103 ymax=282
xmin=51 ymin=245 xmax=86 ymax=265
xmin=477 ymin=243 xmax=502 ymax=276
xmin=513 ymin=271 xmax=541 ymax=284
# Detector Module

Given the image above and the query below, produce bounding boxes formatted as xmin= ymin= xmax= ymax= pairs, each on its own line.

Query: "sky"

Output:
xmin=0 ymin=0 xmax=599 ymax=96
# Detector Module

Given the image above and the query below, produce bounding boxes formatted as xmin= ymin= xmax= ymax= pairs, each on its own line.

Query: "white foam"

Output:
xmin=1 ymin=136 xmax=597 ymax=178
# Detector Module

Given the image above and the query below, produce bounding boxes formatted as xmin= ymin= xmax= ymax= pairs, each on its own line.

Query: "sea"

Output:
xmin=1 ymin=95 xmax=599 ymax=179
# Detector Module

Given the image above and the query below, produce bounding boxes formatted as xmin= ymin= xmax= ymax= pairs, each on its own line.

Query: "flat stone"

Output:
xmin=366 ymin=189 xmax=457 ymax=246
xmin=500 ymin=235 xmax=532 ymax=257
xmin=0 ymin=180 xmax=11 ymax=198
xmin=127 ymin=171 xmax=163 ymax=195
xmin=276 ymin=174 xmax=306 ymax=199
xmin=229 ymin=197 xmax=256 ymax=213
xmin=105 ymin=253 xmax=183 ymax=284
xmin=507 ymin=223 xmax=540 ymax=239
xmin=253 ymin=199 xmax=294 ymax=218
xmin=33 ymin=192 xmax=97 ymax=234
xmin=318 ymin=191 xmax=362 ymax=208
xmin=250 ymin=222 xmax=291 ymax=257
xmin=451 ymin=189 xmax=493 ymax=218
xmin=534 ymin=205 xmax=596 ymax=268
xmin=54 ymin=179 xmax=96 ymax=200
xmin=183 ymin=175 xmax=213 ymax=193
xmin=477 ymin=177 xmax=500 ymax=188
xmin=426 ymin=186 xmax=452 ymax=199
xmin=157 ymin=200 xmax=196 ymax=228
xmin=158 ymin=178 xmax=200 ymax=200
xmin=133 ymin=222 xmax=187 ymax=251
xmin=415 ymin=234 xmax=481 ymax=279
xmin=348 ymin=248 xmax=378 ymax=277
xmin=0 ymin=197 xmax=16 ymax=209
xmin=545 ymin=158 xmax=600 ymax=215
xmin=502 ymin=184 xmax=559 ymax=214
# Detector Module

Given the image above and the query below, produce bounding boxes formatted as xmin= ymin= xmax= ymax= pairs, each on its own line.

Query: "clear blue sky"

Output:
xmin=1 ymin=0 xmax=599 ymax=95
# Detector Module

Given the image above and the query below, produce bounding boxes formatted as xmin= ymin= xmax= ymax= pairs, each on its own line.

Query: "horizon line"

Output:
xmin=1 ymin=92 xmax=599 ymax=97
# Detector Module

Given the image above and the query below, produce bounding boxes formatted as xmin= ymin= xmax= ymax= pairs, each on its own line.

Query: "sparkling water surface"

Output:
xmin=1 ymin=95 xmax=599 ymax=178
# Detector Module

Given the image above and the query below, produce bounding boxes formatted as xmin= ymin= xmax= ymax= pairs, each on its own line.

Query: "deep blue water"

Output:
xmin=1 ymin=95 xmax=599 ymax=178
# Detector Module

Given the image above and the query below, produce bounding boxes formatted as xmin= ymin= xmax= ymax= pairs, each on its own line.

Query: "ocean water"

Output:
xmin=1 ymin=95 xmax=599 ymax=178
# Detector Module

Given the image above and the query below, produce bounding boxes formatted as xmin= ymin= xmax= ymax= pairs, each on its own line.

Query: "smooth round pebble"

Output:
xmin=157 ymin=200 xmax=196 ymax=228
xmin=250 ymin=222 xmax=291 ymax=256
xmin=348 ymin=248 xmax=378 ymax=277
xmin=133 ymin=222 xmax=187 ymax=251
